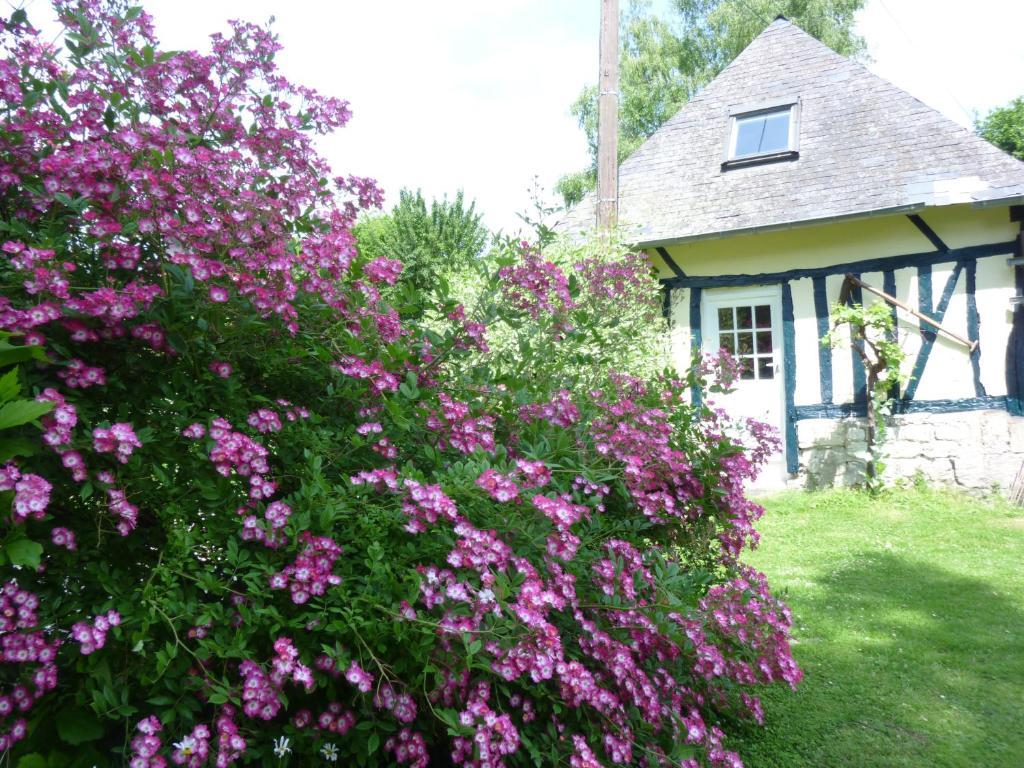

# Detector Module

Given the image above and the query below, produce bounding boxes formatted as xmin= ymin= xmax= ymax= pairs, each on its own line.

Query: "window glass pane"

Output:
xmin=739 ymin=358 xmax=755 ymax=380
xmin=758 ymin=358 xmax=775 ymax=379
xmin=734 ymin=116 xmax=766 ymax=157
xmin=736 ymin=306 xmax=753 ymax=329
xmin=719 ymin=333 xmax=735 ymax=354
xmin=733 ymin=108 xmax=791 ymax=157
xmin=737 ymin=332 xmax=754 ymax=355
xmin=718 ymin=307 xmax=734 ymax=330
xmin=756 ymin=331 xmax=772 ymax=354
xmin=760 ymin=110 xmax=790 ymax=153
xmin=755 ymin=304 xmax=772 ymax=328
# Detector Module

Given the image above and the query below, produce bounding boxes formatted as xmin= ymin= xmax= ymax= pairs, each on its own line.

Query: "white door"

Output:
xmin=702 ymin=287 xmax=787 ymax=484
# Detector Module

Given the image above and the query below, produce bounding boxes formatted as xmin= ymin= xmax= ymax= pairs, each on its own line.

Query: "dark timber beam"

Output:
xmin=907 ymin=213 xmax=949 ymax=252
xmin=655 ymin=247 xmax=686 ymax=278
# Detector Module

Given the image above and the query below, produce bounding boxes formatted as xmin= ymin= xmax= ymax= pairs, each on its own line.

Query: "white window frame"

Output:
xmin=722 ymin=98 xmax=801 ymax=168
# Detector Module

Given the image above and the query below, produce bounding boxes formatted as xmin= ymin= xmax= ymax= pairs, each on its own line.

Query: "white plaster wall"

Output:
xmin=790 ymin=276 xmax=820 ymax=406
xmin=977 ymin=255 xmax=1015 ymax=397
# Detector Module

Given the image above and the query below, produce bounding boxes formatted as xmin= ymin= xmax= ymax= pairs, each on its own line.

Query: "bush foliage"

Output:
xmin=0 ymin=3 xmax=798 ymax=767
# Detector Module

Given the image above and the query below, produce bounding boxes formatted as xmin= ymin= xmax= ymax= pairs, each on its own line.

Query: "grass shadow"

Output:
xmin=733 ymin=550 xmax=1024 ymax=768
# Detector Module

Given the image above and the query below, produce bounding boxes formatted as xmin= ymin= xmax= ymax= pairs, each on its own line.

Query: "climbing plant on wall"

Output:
xmin=823 ymin=301 xmax=906 ymax=491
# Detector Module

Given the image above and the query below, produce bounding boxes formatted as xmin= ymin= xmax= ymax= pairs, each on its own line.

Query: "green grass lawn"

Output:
xmin=730 ymin=486 xmax=1024 ymax=768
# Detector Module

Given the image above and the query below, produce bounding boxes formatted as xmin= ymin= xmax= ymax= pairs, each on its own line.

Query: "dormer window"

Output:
xmin=723 ymin=99 xmax=800 ymax=169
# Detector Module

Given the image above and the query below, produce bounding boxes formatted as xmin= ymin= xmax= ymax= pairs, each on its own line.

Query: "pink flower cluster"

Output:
xmin=350 ymin=465 xmax=400 ymax=491
xmin=270 ymin=637 xmax=315 ymax=691
xmin=498 ymin=243 xmax=574 ymax=320
xmin=401 ymin=480 xmax=460 ymax=534
xmin=209 ymin=361 xmax=233 ymax=379
xmin=374 ymin=682 xmax=418 ymax=723
xmin=447 ymin=304 xmax=489 ymax=353
xmin=208 ymin=418 xmax=274 ymax=499
xmin=240 ymin=500 xmax=291 ymax=548
xmin=451 ymin=681 xmax=520 ymax=768
xmin=519 ymin=390 xmax=579 ymax=428
xmin=107 ymin=487 xmax=140 ymax=535
xmin=171 ymin=723 xmax=211 ymax=767
xmin=475 ymin=469 xmax=519 ymax=502
xmin=0 ymin=579 xmax=59 ymax=750
xmin=316 ymin=701 xmax=356 ymax=735
xmin=573 ymin=250 xmax=661 ymax=323
xmin=475 ymin=460 xmax=551 ymax=503
xmin=345 ymin=660 xmax=374 ymax=692
xmin=130 ymin=716 xmax=167 ymax=768
xmin=386 ymin=728 xmax=428 ymax=768
xmin=0 ymin=464 xmax=51 ymax=522
xmin=245 ymin=408 xmax=282 ymax=434
xmin=92 ymin=422 xmax=142 ymax=463
xmin=589 ymin=377 xmax=705 ymax=523
xmin=70 ymin=610 xmax=121 ymax=655
xmin=426 ymin=393 xmax=495 ymax=455
xmin=56 ymin=358 xmax=106 ymax=389
xmin=238 ymin=660 xmax=281 ymax=721
xmin=50 ymin=526 xmax=76 ymax=550
xmin=269 ymin=532 xmax=343 ymax=604
xmin=334 ymin=356 xmax=399 ymax=394
xmin=364 ymin=256 xmax=403 ymax=285
xmin=592 ymin=540 xmax=655 ymax=603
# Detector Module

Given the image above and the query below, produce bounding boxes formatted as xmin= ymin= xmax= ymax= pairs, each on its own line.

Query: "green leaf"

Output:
xmin=6 ymin=538 xmax=43 ymax=568
xmin=0 ymin=368 xmax=19 ymax=402
xmin=367 ymin=731 xmax=380 ymax=756
xmin=0 ymin=437 xmax=37 ymax=462
xmin=16 ymin=755 xmax=47 ymax=768
xmin=0 ymin=399 xmax=53 ymax=430
xmin=0 ymin=343 xmax=48 ymax=367
xmin=56 ymin=705 xmax=104 ymax=745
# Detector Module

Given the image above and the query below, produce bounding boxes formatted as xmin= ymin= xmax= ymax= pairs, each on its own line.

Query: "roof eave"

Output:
xmin=634 ymin=202 xmax=927 ymax=249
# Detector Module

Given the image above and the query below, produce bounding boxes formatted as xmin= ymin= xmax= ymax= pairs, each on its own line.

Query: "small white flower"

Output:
xmin=273 ymin=736 xmax=292 ymax=758
xmin=174 ymin=735 xmax=197 ymax=756
xmin=320 ymin=742 xmax=339 ymax=762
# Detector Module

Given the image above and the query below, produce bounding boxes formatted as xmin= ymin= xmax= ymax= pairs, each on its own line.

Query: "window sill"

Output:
xmin=721 ymin=150 xmax=799 ymax=171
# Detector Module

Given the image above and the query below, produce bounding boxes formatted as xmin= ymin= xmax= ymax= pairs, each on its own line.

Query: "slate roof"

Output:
xmin=558 ymin=18 xmax=1024 ymax=246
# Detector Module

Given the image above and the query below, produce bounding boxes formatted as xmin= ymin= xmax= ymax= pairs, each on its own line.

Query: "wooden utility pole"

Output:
xmin=596 ymin=0 xmax=619 ymax=229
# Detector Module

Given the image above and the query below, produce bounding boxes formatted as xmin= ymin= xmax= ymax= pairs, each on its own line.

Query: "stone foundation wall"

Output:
xmin=797 ymin=409 xmax=1024 ymax=492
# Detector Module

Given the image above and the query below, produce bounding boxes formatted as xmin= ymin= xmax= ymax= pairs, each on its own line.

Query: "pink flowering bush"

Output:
xmin=0 ymin=3 xmax=797 ymax=766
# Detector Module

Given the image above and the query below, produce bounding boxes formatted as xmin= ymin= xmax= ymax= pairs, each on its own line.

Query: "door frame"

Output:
xmin=700 ymin=285 xmax=787 ymax=465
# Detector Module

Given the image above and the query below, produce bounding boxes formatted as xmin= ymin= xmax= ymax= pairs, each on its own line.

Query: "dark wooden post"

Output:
xmin=596 ymin=0 xmax=619 ymax=230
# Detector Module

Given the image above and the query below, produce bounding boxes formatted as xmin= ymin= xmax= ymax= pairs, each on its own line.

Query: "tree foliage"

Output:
xmin=354 ymin=189 xmax=489 ymax=297
xmin=557 ymin=0 xmax=867 ymax=206
xmin=975 ymin=95 xmax=1024 ymax=161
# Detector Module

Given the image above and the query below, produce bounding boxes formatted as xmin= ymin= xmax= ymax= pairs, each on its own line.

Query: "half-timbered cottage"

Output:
xmin=560 ymin=17 xmax=1024 ymax=490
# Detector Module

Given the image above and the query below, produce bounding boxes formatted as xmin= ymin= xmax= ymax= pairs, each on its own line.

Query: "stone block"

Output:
xmin=845 ymin=427 xmax=866 ymax=443
xmin=892 ymin=423 xmax=934 ymax=443
xmin=882 ymin=439 xmax=923 ymax=460
xmin=921 ymin=441 xmax=960 ymax=460
xmin=1008 ymin=415 xmax=1024 ymax=448
xmin=798 ymin=419 xmax=846 ymax=449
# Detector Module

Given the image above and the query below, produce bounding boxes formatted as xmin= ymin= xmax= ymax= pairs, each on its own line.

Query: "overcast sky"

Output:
xmin=19 ymin=0 xmax=1024 ymax=234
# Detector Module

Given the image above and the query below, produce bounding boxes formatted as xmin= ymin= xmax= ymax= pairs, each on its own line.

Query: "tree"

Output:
xmin=976 ymin=95 xmax=1024 ymax=161
xmin=354 ymin=188 xmax=489 ymax=295
xmin=557 ymin=0 xmax=867 ymax=206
